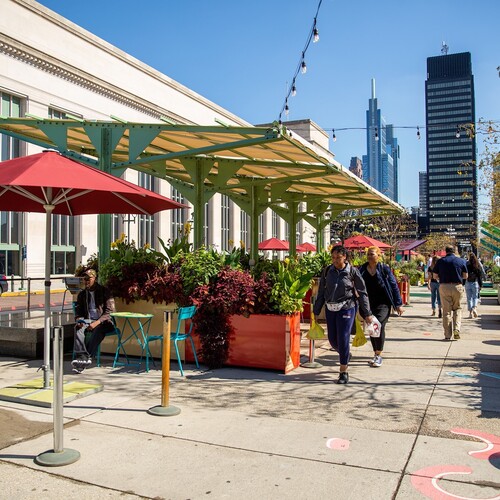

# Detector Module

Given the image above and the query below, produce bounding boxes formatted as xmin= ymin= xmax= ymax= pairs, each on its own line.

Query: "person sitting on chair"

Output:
xmin=72 ymin=269 xmax=115 ymax=373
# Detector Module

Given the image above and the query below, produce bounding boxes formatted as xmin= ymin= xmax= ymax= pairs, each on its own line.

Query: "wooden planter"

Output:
xmin=185 ymin=312 xmax=302 ymax=373
xmin=100 ymin=299 xmax=180 ymax=360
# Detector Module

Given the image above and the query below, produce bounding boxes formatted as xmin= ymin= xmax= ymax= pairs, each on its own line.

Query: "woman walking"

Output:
xmin=427 ymin=256 xmax=442 ymax=318
xmin=465 ymin=252 xmax=483 ymax=318
xmin=313 ymin=245 xmax=373 ymax=384
xmin=359 ymin=246 xmax=404 ymax=368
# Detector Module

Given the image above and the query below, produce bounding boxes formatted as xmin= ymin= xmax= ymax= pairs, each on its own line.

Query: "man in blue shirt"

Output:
xmin=433 ymin=246 xmax=468 ymax=340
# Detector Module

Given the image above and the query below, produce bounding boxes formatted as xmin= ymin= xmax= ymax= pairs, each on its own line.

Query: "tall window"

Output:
xmin=271 ymin=211 xmax=280 ymax=239
xmin=0 ymin=91 xmax=23 ymax=275
xmin=240 ymin=211 xmax=250 ymax=249
xmin=221 ymin=195 xmax=231 ymax=251
xmin=51 ymin=214 xmax=75 ymax=274
xmin=171 ymin=187 xmax=186 ymax=238
xmin=204 ymin=201 xmax=210 ymax=246
xmin=48 ymin=107 xmax=83 ymax=120
xmin=111 ymin=214 xmax=122 ymax=243
xmin=138 ymin=172 xmax=156 ymax=247
xmin=258 ymin=213 xmax=264 ymax=243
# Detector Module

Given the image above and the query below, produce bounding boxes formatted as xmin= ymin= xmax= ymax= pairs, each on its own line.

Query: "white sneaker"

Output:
xmin=372 ymin=355 xmax=383 ymax=367
xmin=368 ymin=355 xmax=377 ymax=366
xmin=472 ymin=308 xmax=478 ymax=318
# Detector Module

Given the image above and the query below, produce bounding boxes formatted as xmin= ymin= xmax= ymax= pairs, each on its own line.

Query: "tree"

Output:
xmin=419 ymin=233 xmax=456 ymax=256
xmin=476 ymin=120 xmax=500 ymax=225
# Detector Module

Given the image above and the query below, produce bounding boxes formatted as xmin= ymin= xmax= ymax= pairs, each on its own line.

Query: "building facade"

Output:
xmin=0 ymin=0 xmax=327 ymax=288
xmin=349 ymin=157 xmax=363 ymax=179
xmin=362 ymin=79 xmax=399 ymax=202
xmin=425 ymin=52 xmax=477 ymax=252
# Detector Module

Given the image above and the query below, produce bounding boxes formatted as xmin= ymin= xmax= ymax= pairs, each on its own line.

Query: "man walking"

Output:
xmin=433 ymin=246 xmax=468 ymax=340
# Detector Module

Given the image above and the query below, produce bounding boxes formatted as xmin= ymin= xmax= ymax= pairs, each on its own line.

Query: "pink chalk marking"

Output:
xmin=423 ymin=332 xmax=432 ymax=336
xmin=451 ymin=428 xmax=500 ymax=460
xmin=411 ymin=465 xmax=500 ymax=500
xmin=326 ymin=438 xmax=350 ymax=450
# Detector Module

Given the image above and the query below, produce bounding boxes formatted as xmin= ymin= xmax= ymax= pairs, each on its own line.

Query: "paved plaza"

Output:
xmin=0 ymin=287 xmax=499 ymax=499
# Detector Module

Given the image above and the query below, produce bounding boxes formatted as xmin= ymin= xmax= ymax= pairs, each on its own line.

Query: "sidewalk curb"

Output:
xmin=1 ymin=289 xmax=66 ymax=298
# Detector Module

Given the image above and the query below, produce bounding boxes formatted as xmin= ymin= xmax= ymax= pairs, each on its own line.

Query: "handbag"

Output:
xmin=352 ymin=316 xmax=367 ymax=347
xmin=306 ymin=313 xmax=326 ymax=340
xmin=326 ymin=300 xmax=347 ymax=312
xmin=364 ymin=316 xmax=382 ymax=338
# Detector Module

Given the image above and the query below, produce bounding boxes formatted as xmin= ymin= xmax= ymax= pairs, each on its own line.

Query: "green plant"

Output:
xmin=299 ymin=251 xmax=330 ymax=277
xmin=270 ymin=259 xmax=314 ymax=314
xmin=99 ymin=234 xmax=165 ymax=285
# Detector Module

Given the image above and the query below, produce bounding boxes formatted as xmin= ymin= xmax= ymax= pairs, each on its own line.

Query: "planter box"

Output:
xmin=185 ymin=312 xmax=302 ymax=373
xmin=100 ymin=299 xmax=180 ymax=360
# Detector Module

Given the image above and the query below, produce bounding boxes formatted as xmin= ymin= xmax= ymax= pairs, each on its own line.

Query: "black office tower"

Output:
xmin=425 ymin=52 xmax=477 ymax=252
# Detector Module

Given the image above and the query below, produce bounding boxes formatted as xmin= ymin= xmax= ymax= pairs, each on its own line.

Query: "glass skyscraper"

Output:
xmin=362 ymin=79 xmax=399 ymax=202
xmin=425 ymin=52 xmax=477 ymax=252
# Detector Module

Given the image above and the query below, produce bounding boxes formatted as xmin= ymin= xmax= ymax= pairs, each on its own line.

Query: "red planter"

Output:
xmin=185 ymin=312 xmax=302 ymax=373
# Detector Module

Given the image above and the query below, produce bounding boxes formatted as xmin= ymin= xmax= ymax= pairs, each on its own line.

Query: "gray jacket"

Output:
xmin=313 ymin=263 xmax=372 ymax=319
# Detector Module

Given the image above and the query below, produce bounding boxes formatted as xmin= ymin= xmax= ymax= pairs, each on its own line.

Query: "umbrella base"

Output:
xmin=147 ymin=404 xmax=181 ymax=417
xmin=35 ymin=448 xmax=80 ymax=467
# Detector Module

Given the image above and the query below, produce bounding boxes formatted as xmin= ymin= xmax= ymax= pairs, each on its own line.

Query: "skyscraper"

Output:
xmin=425 ymin=52 xmax=477 ymax=251
xmin=349 ymin=156 xmax=363 ymax=178
xmin=362 ymin=79 xmax=399 ymax=202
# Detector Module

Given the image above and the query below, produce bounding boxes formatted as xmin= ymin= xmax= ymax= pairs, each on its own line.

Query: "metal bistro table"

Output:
xmin=111 ymin=312 xmax=154 ymax=370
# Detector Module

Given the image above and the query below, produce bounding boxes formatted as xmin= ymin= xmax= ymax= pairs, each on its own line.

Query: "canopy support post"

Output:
xmin=98 ymin=128 xmax=112 ymax=266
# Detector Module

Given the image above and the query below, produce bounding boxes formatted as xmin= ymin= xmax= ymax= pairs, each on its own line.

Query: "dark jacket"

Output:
xmin=359 ymin=262 xmax=403 ymax=309
xmin=75 ymin=283 xmax=115 ymax=324
xmin=466 ymin=263 xmax=483 ymax=287
xmin=313 ymin=263 xmax=372 ymax=319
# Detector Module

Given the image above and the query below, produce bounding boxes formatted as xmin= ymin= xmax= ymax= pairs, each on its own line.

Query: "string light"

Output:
xmin=278 ymin=0 xmax=323 ymax=122
xmin=313 ymin=27 xmax=320 ymax=43
xmin=285 ymin=102 xmax=289 ymax=116
xmin=322 ymin=120 xmax=499 ymax=141
xmin=301 ymin=56 xmax=307 ymax=74
xmin=332 ymin=129 xmax=336 ymax=142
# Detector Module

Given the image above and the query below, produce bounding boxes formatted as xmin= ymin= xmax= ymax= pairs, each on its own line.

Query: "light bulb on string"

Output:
xmin=313 ymin=27 xmax=319 ymax=43
xmin=291 ymin=84 xmax=297 ymax=97
xmin=301 ymin=60 xmax=307 ymax=74
xmin=374 ymin=127 xmax=379 ymax=141
xmin=455 ymin=125 xmax=461 ymax=139
xmin=285 ymin=103 xmax=289 ymax=116
xmin=417 ymin=126 xmax=421 ymax=140
xmin=332 ymin=129 xmax=336 ymax=142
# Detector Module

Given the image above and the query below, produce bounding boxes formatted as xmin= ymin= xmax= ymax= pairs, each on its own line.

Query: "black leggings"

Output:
xmin=369 ymin=303 xmax=391 ymax=352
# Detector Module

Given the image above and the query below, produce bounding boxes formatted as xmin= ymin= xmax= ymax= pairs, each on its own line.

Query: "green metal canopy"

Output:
xmin=0 ymin=117 xmax=403 ymax=259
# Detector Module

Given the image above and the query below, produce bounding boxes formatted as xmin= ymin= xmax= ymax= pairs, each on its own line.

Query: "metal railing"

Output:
xmin=2 ymin=275 xmax=77 ymax=313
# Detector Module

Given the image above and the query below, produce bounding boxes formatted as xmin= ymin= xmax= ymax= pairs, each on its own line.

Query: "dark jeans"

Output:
xmin=325 ymin=306 xmax=356 ymax=365
xmin=369 ymin=303 xmax=391 ymax=352
xmin=74 ymin=321 xmax=115 ymax=358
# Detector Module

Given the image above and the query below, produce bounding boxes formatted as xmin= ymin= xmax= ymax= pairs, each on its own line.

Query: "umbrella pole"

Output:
xmin=43 ymin=204 xmax=55 ymax=389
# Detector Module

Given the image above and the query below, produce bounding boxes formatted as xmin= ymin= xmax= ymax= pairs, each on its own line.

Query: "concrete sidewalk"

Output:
xmin=0 ymin=288 xmax=499 ymax=499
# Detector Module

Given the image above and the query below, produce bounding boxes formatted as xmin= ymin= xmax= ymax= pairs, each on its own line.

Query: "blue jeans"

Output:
xmin=325 ymin=306 xmax=356 ymax=366
xmin=430 ymin=281 xmax=441 ymax=310
xmin=465 ymin=281 xmax=479 ymax=311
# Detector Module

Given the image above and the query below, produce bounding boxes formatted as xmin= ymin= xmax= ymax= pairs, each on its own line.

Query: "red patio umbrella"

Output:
xmin=0 ymin=151 xmax=185 ymax=387
xmin=299 ymin=242 xmax=316 ymax=252
xmin=343 ymin=234 xmax=391 ymax=250
xmin=258 ymin=237 xmax=289 ymax=251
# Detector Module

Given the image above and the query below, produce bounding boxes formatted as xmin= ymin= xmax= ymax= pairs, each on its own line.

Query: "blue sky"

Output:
xmin=37 ymin=0 xmax=499 ymax=209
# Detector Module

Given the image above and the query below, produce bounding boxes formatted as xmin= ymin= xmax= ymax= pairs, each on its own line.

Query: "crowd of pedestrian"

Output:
xmin=314 ymin=244 xmax=480 ymax=384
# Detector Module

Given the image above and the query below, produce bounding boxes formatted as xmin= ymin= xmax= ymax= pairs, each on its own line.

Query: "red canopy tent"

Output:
xmin=258 ymin=238 xmax=289 ymax=251
xmin=343 ymin=235 xmax=391 ymax=250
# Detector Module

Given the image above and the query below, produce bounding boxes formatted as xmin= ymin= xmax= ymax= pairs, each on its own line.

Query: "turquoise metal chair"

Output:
xmin=144 ymin=305 xmax=199 ymax=375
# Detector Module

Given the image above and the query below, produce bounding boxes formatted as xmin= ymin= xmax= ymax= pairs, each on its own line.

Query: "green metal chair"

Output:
xmin=144 ymin=305 xmax=199 ymax=375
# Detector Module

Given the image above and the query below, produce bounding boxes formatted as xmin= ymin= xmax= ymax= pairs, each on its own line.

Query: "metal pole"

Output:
xmin=148 ymin=306 xmax=180 ymax=416
xmin=27 ymin=277 xmax=31 ymax=312
xmin=301 ymin=299 xmax=323 ymax=369
xmin=35 ymin=326 xmax=80 ymax=466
